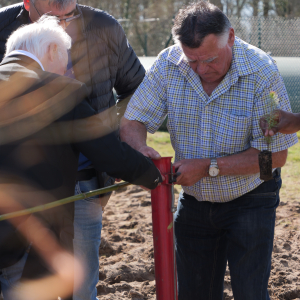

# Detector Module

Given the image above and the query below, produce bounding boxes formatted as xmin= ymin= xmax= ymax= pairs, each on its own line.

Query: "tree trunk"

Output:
xmin=263 ymin=0 xmax=270 ymax=17
xmin=252 ymin=0 xmax=259 ymax=16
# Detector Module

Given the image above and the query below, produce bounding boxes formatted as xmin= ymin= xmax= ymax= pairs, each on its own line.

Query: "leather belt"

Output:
xmin=76 ymin=168 xmax=97 ymax=182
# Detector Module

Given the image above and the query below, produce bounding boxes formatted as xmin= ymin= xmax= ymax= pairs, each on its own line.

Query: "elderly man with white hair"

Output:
xmin=0 ymin=17 xmax=161 ymax=300
xmin=0 ymin=1 xmax=147 ymax=298
xmin=5 ymin=16 xmax=70 ymax=75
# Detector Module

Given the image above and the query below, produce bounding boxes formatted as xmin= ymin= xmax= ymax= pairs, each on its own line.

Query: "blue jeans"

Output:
xmin=174 ymin=173 xmax=281 ymax=300
xmin=0 ymin=248 xmax=29 ymax=300
xmin=73 ymin=177 xmax=102 ymax=300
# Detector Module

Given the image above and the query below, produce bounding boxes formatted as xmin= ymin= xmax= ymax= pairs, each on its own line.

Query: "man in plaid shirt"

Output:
xmin=121 ymin=2 xmax=297 ymax=299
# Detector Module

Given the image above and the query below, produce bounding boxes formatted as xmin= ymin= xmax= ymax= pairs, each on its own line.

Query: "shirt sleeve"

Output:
xmin=124 ymin=56 xmax=168 ymax=134
xmin=250 ymin=67 xmax=298 ymax=152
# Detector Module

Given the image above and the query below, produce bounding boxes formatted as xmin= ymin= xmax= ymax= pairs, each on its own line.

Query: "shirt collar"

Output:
xmin=232 ymin=37 xmax=257 ymax=76
xmin=167 ymin=44 xmax=185 ymax=66
xmin=5 ymin=50 xmax=45 ymax=71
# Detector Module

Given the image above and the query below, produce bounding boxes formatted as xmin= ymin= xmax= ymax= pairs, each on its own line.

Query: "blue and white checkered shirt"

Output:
xmin=125 ymin=37 xmax=298 ymax=202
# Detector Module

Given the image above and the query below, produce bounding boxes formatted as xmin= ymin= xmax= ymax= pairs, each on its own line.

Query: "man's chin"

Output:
xmin=200 ymin=75 xmax=216 ymax=82
xmin=200 ymin=74 xmax=224 ymax=84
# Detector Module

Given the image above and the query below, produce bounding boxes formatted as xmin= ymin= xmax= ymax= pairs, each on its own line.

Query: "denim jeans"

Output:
xmin=0 ymin=248 xmax=29 ymax=300
xmin=174 ymin=172 xmax=281 ymax=300
xmin=73 ymin=176 xmax=102 ymax=300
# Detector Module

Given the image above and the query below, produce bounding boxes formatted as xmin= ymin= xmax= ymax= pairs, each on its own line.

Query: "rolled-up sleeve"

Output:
xmin=124 ymin=57 xmax=168 ymax=134
xmin=250 ymin=69 xmax=298 ymax=152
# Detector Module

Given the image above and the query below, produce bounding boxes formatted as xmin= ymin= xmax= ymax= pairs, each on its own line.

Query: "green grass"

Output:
xmin=147 ymin=132 xmax=175 ymax=158
xmin=280 ymin=132 xmax=300 ymax=201
xmin=147 ymin=131 xmax=300 ymax=202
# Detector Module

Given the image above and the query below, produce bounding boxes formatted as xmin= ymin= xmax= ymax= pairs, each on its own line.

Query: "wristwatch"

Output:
xmin=209 ymin=158 xmax=219 ymax=177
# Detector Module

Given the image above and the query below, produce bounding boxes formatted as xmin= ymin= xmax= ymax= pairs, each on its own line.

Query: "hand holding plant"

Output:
xmin=260 ymin=91 xmax=280 ymax=144
xmin=260 ymin=109 xmax=300 ymax=136
xmin=258 ymin=91 xmax=279 ymax=181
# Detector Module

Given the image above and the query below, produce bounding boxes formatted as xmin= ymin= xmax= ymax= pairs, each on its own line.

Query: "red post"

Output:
xmin=151 ymin=157 xmax=177 ymax=300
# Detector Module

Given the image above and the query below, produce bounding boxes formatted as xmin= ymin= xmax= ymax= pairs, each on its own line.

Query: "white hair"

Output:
xmin=5 ymin=16 xmax=71 ymax=63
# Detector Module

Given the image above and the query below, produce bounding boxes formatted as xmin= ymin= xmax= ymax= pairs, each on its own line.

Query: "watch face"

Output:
xmin=209 ymin=167 xmax=219 ymax=176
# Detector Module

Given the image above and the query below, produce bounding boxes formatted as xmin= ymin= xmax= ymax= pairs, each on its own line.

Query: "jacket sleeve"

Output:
xmin=114 ymin=23 xmax=145 ymax=101
xmin=72 ymin=98 xmax=162 ymax=189
xmin=0 ymin=4 xmax=27 ymax=62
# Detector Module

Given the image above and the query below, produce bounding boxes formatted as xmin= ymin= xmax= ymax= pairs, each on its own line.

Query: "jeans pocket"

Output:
xmin=244 ymin=191 xmax=277 ymax=198
xmin=241 ymin=190 xmax=279 ymax=215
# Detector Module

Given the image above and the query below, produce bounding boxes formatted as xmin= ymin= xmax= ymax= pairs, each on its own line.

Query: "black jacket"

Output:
xmin=0 ymin=3 xmax=145 ymax=113
xmin=0 ymin=55 xmax=160 ymax=274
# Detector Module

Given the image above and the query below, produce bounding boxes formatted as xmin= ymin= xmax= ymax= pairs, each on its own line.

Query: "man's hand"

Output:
xmin=260 ymin=110 xmax=300 ymax=136
xmin=173 ymin=158 xmax=210 ymax=186
xmin=138 ymin=145 xmax=161 ymax=159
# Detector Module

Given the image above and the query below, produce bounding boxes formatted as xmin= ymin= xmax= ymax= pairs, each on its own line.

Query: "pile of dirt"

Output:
xmin=98 ymin=185 xmax=300 ymax=300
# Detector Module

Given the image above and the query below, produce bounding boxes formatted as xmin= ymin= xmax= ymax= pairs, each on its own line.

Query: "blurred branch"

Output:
xmin=0 ymin=182 xmax=130 ymax=221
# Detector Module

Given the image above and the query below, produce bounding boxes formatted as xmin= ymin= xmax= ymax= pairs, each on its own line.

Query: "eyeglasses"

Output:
xmin=29 ymin=0 xmax=80 ymax=23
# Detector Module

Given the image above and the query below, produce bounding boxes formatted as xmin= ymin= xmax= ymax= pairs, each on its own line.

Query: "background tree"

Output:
xmin=274 ymin=0 xmax=300 ymax=17
xmin=1 ymin=0 xmax=300 ymax=56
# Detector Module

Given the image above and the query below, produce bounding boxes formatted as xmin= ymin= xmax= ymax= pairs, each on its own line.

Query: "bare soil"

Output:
xmin=97 ymin=185 xmax=300 ymax=300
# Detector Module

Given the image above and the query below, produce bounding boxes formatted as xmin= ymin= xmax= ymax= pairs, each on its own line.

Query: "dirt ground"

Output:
xmin=97 ymin=185 xmax=300 ymax=300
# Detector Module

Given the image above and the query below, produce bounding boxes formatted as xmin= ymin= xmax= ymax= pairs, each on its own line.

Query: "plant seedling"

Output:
xmin=259 ymin=91 xmax=279 ymax=181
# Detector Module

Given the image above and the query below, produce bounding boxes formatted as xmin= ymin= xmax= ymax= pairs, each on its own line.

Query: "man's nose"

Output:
xmin=59 ymin=19 xmax=68 ymax=30
xmin=196 ymin=62 xmax=208 ymax=74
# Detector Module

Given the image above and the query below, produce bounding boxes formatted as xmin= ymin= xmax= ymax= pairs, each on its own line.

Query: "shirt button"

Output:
xmin=205 ymin=106 xmax=209 ymax=111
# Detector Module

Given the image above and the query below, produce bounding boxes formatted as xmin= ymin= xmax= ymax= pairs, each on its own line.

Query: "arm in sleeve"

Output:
xmin=124 ymin=57 xmax=168 ymax=134
xmin=72 ymin=99 xmax=162 ymax=189
xmin=250 ymin=69 xmax=298 ymax=152
xmin=114 ymin=24 xmax=145 ymax=101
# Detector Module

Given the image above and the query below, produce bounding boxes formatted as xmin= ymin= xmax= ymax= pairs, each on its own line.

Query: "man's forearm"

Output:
xmin=120 ymin=118 xmax=147 ymax=151
xmin=217 ymin=147 xmax=287 ymax=176
xmin=173 ymin=147 xmax=287 ymax=186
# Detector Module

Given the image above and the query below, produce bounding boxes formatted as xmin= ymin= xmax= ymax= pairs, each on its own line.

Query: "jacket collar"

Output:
xmin=0 ymin=55 xmax=43 ymax=72
xmin=16 ymin=4 xmax=29 ymax=23
xmin=5 ymin=50 xmax=44 ymax=70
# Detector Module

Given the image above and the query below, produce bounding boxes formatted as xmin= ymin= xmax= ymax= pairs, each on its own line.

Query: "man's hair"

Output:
xmin=31 ymin=0 xmax=76 ymax=10
xmin=5 ymin=16 xmax=71 ymax=63
xmin=172 ymin=1 xmax=232 ymax=48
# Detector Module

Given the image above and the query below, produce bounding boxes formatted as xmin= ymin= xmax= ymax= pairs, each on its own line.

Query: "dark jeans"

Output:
xmin=174 ymin=172 xmax=281 ymax=300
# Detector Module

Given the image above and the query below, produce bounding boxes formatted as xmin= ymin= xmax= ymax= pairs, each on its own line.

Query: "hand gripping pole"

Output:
xmin=151 ymin=157 xmax=178 ymax=300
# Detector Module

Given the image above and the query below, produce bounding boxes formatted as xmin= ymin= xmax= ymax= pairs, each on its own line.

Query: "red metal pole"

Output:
xmin=151 ymin=157 xmax=178 ymax=300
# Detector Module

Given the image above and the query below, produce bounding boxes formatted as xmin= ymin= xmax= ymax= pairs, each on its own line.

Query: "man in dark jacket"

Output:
xmin=0 ymin=1 xmax=147 ymax=299
xmin=0 ymin=16 xmax=161 ymax=300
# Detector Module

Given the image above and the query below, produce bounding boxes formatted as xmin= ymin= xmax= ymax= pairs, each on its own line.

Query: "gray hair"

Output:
xmin=5 ymin=16 xmax=71 ymax=63
xmin=172 ymin=1 xmax=232 ymax=49
xmin=31 ymin=0 xmax=76 ymax=10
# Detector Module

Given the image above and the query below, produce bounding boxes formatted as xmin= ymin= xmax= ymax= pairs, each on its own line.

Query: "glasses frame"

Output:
xmin=29 ymin=0 xmax=41 ymax=17
xmin=28 ymin=0 xmax=80 ymax=23
xmin=60 ymin=14 xmax=80 ymax=23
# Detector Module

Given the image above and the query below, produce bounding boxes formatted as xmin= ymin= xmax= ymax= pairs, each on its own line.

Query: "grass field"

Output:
xmin=147 ymin=131 xmax=300 ymax=202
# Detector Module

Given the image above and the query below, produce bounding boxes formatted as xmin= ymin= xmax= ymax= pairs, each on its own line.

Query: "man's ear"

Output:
xmin=48 ymin=43 xmax=58 ymax=62
xmin=228 ymin=27 xmax=235 ymax=47
xmin=23 ymin=0 xmax=30 ymax=11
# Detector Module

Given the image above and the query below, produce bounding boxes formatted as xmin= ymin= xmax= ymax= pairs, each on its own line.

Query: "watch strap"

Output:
xmin=210 ymin=158 xmax=218 ymax=166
